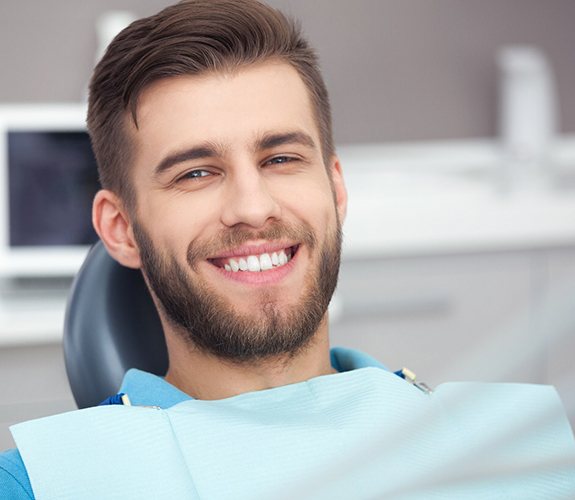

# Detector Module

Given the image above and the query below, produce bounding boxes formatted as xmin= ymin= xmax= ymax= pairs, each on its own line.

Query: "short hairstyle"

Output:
xmin=87 ymin=0 xmax=334 ymax=211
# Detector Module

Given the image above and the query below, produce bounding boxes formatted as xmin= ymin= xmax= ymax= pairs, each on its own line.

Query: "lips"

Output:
xmin=209 ymin=245 xmax=298 ymax=273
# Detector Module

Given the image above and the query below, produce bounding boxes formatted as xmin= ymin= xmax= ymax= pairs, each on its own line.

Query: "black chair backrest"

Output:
xmin=63 ymin=241 xmax=168 ymax=409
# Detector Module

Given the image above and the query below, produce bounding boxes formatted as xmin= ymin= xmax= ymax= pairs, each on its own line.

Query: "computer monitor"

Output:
xmin=0 ymin=104 xmax=100 ymax=277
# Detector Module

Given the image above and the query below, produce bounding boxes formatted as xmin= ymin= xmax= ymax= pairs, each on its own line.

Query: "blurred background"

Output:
xmin=2 ymin=0 xmax=575 ymax=140
xmin=1 ymin=0 xmax=575 ymax=449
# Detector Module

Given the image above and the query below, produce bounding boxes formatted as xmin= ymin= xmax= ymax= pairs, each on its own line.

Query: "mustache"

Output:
xmin=186 ymin=220 xmax=317 ymax=267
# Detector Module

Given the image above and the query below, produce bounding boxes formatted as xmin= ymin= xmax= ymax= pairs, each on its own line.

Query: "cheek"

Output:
xmin=277 ymin=183 xmax=337 ymax=232
xmin=138 ymin=194 xmax=221 ymax=253
xmin=271 ymin=169 xmax=335 ymax=208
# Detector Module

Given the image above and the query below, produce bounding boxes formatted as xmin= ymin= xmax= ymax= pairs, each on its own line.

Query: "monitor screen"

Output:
xmin=0 ymin=104 xmax=101 ymax=276
xmin=8 ymin=130 xmax=100 ymax=247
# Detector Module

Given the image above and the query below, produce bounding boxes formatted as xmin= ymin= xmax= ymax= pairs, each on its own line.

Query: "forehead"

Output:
xmin=129 ymin=62 xmax=320 ymax=172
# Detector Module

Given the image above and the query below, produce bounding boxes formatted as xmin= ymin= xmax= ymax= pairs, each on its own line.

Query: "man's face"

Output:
xmin=127 ymin=62 xmax=346 ymax=361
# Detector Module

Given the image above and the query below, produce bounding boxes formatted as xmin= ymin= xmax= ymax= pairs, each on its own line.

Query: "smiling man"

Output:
xmin=99 ymin=60 xmax=346 ymax=399
xmin=1 ymin=1 xmax=574 ymax=498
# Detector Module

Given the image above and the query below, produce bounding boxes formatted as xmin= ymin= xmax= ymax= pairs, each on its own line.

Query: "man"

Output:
xmin=1 ymin=1 xmax=574 ymax=498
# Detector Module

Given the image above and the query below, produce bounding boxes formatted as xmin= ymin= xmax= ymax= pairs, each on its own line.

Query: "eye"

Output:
xmin=177 ymin=169 xmax=214 ymax=182
xmin=263 ymin=155 xmax=298 ymax=167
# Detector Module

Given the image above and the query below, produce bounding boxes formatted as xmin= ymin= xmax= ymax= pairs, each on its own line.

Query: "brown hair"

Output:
xmin=87 ymin=0 xmax=334 ymax=211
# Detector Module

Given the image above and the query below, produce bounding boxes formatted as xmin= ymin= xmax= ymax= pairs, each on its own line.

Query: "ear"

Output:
xmin=92 ymin=189 xmax=142 ymax=269
xmin=329 ymin=155 xmax=347 ymax=223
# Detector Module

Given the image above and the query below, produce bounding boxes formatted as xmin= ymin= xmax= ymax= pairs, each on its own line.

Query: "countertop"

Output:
xmin=2 ymin=137 xmax=575 ymax=345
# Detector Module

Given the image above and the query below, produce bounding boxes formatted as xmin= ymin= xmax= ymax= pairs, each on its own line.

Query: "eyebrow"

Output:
xmin=153 ymin=130 xmax=317 ymax=176
xmin=255 ymin=131 xmax=316 ymax=152
xmin=154 ymin=144 xmax=221 ymax=176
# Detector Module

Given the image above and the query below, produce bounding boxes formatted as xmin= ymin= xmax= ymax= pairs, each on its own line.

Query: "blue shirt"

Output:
xmin=0 ymin=347 xmax=385 ymax=499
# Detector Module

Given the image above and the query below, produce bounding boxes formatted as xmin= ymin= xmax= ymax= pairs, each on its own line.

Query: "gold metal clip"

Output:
xmin=399 ymin=367 xmax=433 ymax=394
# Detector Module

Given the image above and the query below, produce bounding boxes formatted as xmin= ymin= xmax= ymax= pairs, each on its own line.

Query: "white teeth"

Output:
xmin=260 ymin=253 xmax=273 ymax=271
xmin=247 ymin=255 xmax=261 ymax=272
xmin=222 ymin=248 xmax=294 ymax=273
xmin=229 ymin=259 xmax=240 ymax=272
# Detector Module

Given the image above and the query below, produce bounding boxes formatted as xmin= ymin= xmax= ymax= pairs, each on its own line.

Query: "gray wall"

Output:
xmin=1 ymin=0 xmax=574 ymax=144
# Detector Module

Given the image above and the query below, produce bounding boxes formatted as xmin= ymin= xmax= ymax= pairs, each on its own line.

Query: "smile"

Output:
xmin=209 ymin=246 xmax=298 ymax=273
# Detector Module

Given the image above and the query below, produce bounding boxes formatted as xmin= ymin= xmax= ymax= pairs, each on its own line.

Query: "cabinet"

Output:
xmin=1 ymin=248 xmax=573 ymax=451
xmin=0 ymin=344 xmax=75 ymax=450
xmin=331 ymin=249 xmax=574 ymax=428
xmin=543 ymin=249 xmax=575 ymax=427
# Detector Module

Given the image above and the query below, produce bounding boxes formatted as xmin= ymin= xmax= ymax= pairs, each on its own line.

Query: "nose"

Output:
xmin=220 ymin=167 xmax=282 ymax=229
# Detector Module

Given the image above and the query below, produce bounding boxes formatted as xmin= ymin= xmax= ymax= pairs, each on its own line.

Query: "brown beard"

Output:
xmin=132 ymin=218 xmax=342 ymax=363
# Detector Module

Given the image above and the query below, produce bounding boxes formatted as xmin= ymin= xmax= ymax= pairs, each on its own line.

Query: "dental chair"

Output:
xmin=63 ymin=241 xmax=168 ymax=409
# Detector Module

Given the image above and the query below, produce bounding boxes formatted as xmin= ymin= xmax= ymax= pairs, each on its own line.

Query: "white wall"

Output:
xmin=1 ymin=0 xmax=575 ymax=144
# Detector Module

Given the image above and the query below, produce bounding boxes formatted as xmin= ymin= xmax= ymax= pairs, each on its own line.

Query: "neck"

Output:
xmin=163 ymin=317 xmax=335 ymax=400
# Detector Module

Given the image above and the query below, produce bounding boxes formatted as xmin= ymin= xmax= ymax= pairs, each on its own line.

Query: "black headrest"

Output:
xmin=63 ymin=241 xmax=168 ymax=409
